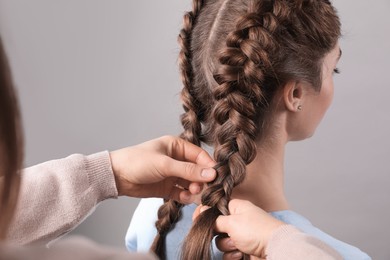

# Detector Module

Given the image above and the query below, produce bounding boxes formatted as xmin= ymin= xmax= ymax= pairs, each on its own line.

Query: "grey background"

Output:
xmin=0 ymin=1 xmax=389 ymax=259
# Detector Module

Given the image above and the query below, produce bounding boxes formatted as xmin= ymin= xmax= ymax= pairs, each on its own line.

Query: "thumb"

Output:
xmin=228 ymin=199 xmax=250 ymax=214
xmin=215 ymin=215 xmax=230 ymax=234
xmin=164 ymin=157 xmax=216 ymax=183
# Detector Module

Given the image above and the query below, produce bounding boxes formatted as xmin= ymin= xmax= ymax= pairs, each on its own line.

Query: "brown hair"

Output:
xmin=0 ymin=36 xmax=24 ymax=240
xmin=152 ymin=0 xmax=341 ymax=259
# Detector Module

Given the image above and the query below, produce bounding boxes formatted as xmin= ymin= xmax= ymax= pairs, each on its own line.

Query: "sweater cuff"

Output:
xmin=84 ymin=151 xmax=118 ymax=202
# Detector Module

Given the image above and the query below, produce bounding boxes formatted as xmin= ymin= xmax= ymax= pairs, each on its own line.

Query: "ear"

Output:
xmin=283 ymin=81 xmax=304 ymax=112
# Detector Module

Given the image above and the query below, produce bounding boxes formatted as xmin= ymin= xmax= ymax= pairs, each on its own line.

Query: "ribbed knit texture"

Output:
xmin=6 ymin=151 xmax=118 ymax=245
xmin=85 ymin=151 xmax=118 ymax=202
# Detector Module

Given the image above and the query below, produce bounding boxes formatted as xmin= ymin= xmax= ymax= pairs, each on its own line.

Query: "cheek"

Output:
xmin=321 ymin=79 xmax=334 ymax=113
xmin=289 ymin=81 xmax=335 ymax=141
xmin=307 ymin=81 xmax=334 ymax=136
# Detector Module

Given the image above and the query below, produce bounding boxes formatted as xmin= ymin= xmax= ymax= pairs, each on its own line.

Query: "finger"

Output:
xmin=178 ymin=190 xmax=195 ymax=204
xmin=199 ymin=205 xmax=211 ymax=213
xmin=192 ymin=204 xmax=202 ymax=221
xmin=168 ymin=186 xmax=195 ymax=204
xmin=168 ymin=137 xmax=215 ymax=167
xmin=163 ymin=157 xmax=216 ymax=182
xmin=190 ymin=191 xmax=202 ymax=205
xmin=223 ymin=251 xmax=243 ymax=260
xmin=228 ymin=199 xmax=249 ymax=214
xmin=174 ymin=179 xmax=190 ymax=191
xmin=215 ymin=215 xmax=229 ymax=234
xmin=188 ymin=182 xmax=203 ymax=195
xmin=215 ymin=236 xmax=237 ymax=252
xmin=170 ymin=180 xmax=202 ymax=204
xmin=192 ymin=204 xmax=211 ymax=221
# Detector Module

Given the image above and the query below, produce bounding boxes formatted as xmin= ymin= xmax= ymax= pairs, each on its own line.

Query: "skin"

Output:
xmin=0 ymin=135 xmax=217 ymax=239
xmin=194 ymin=200 xmax=284 ymax=259
xmin=110 ymin=135 xmax=216 ymax=204
xmin=233 ymin=44 xmax=342 ymax=212
xmin=194 ymin=44 xmax=342 ymax=259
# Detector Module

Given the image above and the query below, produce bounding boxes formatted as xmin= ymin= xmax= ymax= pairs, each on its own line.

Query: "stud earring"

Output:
xmin=297 ymin=105 xmax=302 ymax=111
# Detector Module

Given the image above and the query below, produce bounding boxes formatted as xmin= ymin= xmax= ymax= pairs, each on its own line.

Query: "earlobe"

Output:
xmin=283 ymin=81 xmax=304 ymax=112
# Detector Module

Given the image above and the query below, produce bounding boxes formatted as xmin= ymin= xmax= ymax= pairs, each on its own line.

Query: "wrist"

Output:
xmin=109 ymin=150 xmax=125 ymax=196
xmin=86 ymin=151 xmax=118 ymax=200
xmin=258 ymin=217 xmax=285 ymax=257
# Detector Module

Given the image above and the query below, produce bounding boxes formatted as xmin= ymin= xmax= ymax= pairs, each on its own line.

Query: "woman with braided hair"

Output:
xmin=126 ymin=0 xmax=371 ymax=259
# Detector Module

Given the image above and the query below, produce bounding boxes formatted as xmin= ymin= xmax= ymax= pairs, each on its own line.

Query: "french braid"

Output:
xmin=150 ymin=1 xmax=205 ymax=259
xmin=181 ymin=1 xmax=280 ymax=259
xmin=179 ymin=0 xmax=206 ymax=146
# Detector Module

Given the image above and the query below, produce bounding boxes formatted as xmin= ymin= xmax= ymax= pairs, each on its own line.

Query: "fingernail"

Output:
xmin=201 ymin=168 xmax=216 ymax=179
xmin=232 ymin=251 xmax=243 ymax=258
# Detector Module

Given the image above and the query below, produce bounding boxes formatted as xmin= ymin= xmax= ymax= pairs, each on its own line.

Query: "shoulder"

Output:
xmin=270 ymin=210 xmax=371 ymax=260
xmin=125 ymin=198 xmax=164 ymax=252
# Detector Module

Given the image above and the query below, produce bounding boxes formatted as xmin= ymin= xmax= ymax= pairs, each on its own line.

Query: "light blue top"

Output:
xmin=125 ymin=198 xmax=371 ymax=260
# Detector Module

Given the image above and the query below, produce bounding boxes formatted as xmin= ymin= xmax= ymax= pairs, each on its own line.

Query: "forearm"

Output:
xmin=266 ymin=225 xmax=342 ymax=260
xmin=6 ymin=152 xmax=118 ymax=245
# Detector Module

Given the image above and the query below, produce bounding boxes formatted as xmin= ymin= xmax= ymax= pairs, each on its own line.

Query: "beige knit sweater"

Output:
xmin=2 ymin=152 xmax=341 ymax=259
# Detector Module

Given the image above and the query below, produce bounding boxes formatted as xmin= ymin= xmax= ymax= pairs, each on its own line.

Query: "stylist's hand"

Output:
xmin=194 ymin=199 xmax=285 ymax=259
xmin=110 ymin=135 xmax=216 ymax=204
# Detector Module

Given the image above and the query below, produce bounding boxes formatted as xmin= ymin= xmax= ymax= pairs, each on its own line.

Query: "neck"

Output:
xmin=232 ymin=136 xmax=289 ymax=212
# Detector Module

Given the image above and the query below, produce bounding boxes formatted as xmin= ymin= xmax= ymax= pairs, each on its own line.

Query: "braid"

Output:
xmin=150 ymin=1 xmax=205 ymax=259
xmin=179 ymin=0 xmax=205 ymax=146
xmin=180 ymin=1 xmax=281 ymax=259
xmin=150 ymin=199 xmax=183 ymax=259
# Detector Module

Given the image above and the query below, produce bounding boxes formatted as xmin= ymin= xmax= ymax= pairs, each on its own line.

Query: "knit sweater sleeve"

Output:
xmin=266 ymin=225 xmax=343 ymax=260
xmin=6 ymin=151 xmax=118 ymax=245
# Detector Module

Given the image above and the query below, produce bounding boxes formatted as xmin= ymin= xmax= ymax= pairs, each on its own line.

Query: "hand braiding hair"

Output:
xmin=150 ymin=1 xmax=205 ymax=259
